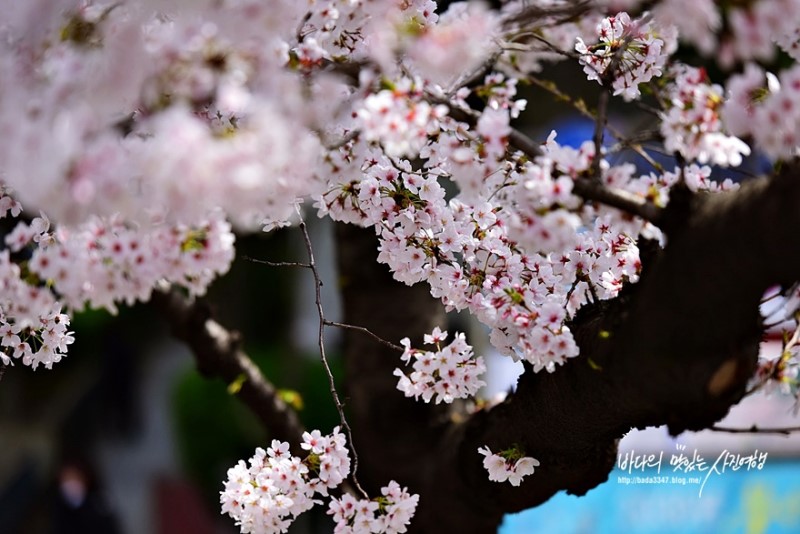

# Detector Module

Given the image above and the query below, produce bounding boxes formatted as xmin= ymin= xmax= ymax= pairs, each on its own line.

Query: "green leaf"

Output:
xmin=227 ymin=373 xmax=247 ymax=394
xmin=588 ymin=358 xmax=603 ymax=371
xmin=278 ymin=389 xmax=304 ymax=410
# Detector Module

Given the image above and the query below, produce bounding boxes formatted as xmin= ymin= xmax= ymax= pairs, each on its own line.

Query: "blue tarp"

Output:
xmin=500 ymin=461 xmax=800 ymax=534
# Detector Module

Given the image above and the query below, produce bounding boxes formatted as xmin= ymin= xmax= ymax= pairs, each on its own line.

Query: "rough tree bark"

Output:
xmin=334 ymin=166 xmax=800 ymax=533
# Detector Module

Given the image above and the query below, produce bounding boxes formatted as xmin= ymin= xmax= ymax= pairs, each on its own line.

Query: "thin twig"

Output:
xmin=514 ymin=32 xmax=581 ymax=61
xmin=244 ymin=256 xmax=312 ymax=269
xmin=591 ymin=89 xmax=609 ymax=181
xmin=710 ymin=424 xmax=800 ymax=436
xmin=324 ymin=129 xmax=360 ymax=152
xmin=0 ymin=362 xmax=6 ymax=384
xmin=501 ymin=0 xmax=594 ymax=28
xmin=527 ymin=75 xmax=663 ymax=172
xmin=608 ymin=139 xmax=665 ymax=172
xmin=298 ymin=215 xmax=369 ymax=499
xmin=608 ymin=128 xmax=661 ymax=147
xmin=295 ymin=11 xmax=313 ymax=45
xmin=647 ymin=79 xmax=670 ymax=111
xmin=324 ymin=320 xmax=405 ymax=352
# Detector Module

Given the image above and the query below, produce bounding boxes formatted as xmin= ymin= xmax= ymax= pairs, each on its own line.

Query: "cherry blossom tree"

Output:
xmin=2 ymin=0 xmax=800 ymax=532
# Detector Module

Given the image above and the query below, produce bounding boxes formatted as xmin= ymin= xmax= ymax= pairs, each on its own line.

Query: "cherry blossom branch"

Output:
xmin=506 ymin=122 xmax=665 ymax=222
xmin=584 ymin=15 xmax=655 ymax=168
xmin=294 ymin=10 xmax=312 ymax=44
xmin=243 ymin=256 xmax=402 ymax=352
xmin=297 ymin=216 xmax=369 ymax=498
xmin=441 ymin=91 xmax=665 ymax=223
xmin=329 ymin=56 xmax=666 ymax=230
xmin=323 ymin=320 xmax=405 ymax=352
xmin=586 ymin=11 xmax=655 ymax=100
xmin=151 ymin=288 xmax=306 ymax=453
xmin=709 ymin=424 xmax=800 ymax=435
xmin=527 ymin=74 xmax=664 ymax=172
xmin=508 ymin=32 xmax=581 ymax=61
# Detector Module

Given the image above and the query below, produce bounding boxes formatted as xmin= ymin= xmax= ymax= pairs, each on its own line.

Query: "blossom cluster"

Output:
xmin=575 ymin=12 xmax=669 ymax=100
xmin=477 ymin=446 xmax=539 ymax=487
xmin=652 ymin=0 xmax=720 ymax=56
xmin=724 ymin=0 xmax=800 ymax=65
xmin=1 ymin=5 xmax=326 ymax=229
xmin=723 ymin=64 xmax=800 ymax=161
xmin=328 ymin=481 xmax=419 ymax=534
xmin=660 ymin=64 xmax=750 ymax=167
xmin=357 ymin=78 xmax=448 ymax=159
xmin=394 ymin=327 xmax=486 ymax=404
xmin=625 ymin=164 xmax=738 ymax=206
xmin=21 ymin=213 xmax=234 ymax=314
xmin=220 ymin=428 xmax=351 ymax=534
xmin=0 ymin=295 xmax=74 ymax=371
xmin=647 ymin=0 xmax=800 ymax=65
xmin=0 ymin=187 xmax=233 ymax=370
xmin=318 ymin=120 xmax=654 ymax=373
xmin=0 ymin=187 xmax=71 ymax=369
xmin=297 ymin=0 xmax=439 ymax=65
xmin=404 ymin=1 xmax=498 ymax=89
xmin=316 ymin=127 xmax=586 ymax=371
xmin=0 ymin=185 xmax=22 ymax=220
xmin=752 ymin=307 xmax=800 ymax=409
xmin=473 ymin=73 xmax=528 ymax=120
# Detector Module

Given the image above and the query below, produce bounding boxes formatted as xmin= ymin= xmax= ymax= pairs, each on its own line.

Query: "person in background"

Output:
xmin=52 ymin=457 xmax=120 ymax=534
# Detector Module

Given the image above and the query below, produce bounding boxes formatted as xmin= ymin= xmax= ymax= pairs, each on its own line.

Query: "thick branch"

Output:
xmin=151 ymin=289 xmax=305 ymax=453
xmin=573 ymin=176 xmax=664 ymax=222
